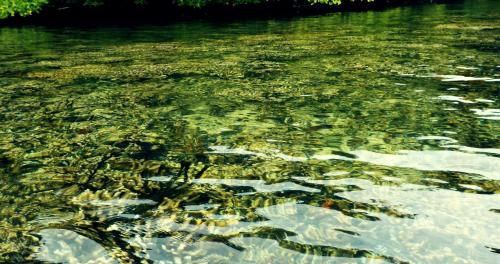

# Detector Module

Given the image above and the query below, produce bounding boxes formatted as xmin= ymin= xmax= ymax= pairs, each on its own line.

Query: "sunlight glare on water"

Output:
xmin=0 ymin=0 xmax=499 ymax=263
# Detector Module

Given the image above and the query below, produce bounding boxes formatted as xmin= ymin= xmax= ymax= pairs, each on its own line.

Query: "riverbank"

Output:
xmin=1 ymin=0 xmax=453 ymax=26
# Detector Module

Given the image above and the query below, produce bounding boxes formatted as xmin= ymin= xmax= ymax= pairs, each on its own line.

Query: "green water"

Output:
xmin=1 ymin=0 xmax=499 ymax=263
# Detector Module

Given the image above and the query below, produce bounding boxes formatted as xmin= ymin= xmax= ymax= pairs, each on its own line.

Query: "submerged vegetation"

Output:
xmin=1 ymin=0 xmax=499 ymax=261
xmin=0 ymin=0 xmax=499 ymax=262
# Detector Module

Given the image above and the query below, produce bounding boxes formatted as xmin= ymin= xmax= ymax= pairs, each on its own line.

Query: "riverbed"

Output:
xmin=0 ymin=0 xmax=499 ymax=263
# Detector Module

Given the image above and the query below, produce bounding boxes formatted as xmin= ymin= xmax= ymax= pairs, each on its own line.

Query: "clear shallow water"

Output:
xmin=0 ymin=0 xmax=499 ymax=263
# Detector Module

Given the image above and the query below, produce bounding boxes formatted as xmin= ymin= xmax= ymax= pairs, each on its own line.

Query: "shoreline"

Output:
xmin=0 ymin=0 xmax=456 ymax=27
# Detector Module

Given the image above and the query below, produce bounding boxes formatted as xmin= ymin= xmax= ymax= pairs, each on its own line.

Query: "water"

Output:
xmin=0 ymin=0 xmax=499 ymax=263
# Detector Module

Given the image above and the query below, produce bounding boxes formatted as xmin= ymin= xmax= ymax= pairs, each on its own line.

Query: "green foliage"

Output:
xmin=174 ymin=0 xmax=271 ymax=8
xmin=0 ymin=0 xmax=357 ymax=18
xmin=0 ymin=0 xmax=389 ymax=19
xmin=308 ymin=0 xmax=342 ymax=5
xmin=0 ymin=0 xmax=48 ymax=18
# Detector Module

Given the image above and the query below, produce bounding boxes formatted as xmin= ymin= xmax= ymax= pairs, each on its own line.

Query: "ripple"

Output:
xmin=192 ymin=179 xmax=321 ymax=193
xmin=456 ymin=66 xmax=479 ymax=70
xmin=443 ymin=145 xmax=500 ymax=156
xmin=417 ymin=136 xmax=458 ymax=144
xmin=147 ymin=176 xmax=174 ymax=182
xmin=437 ymin=95 xmax=475 ymax=104
xmin=206 ymin=146 xmax=500 ymax=179
xmin=85 ymin=199 xmax=157 ymax=207
xmin=336 ymin=183 xmax=500 ymax=263
xmin=2 ymin=1 xmax=499 ymax=263
xmin=35 ymin=229 xmax=117 ymax=264
xmin=207 ymin=145 xmax=266 ymax=157
xmin=351 ymin=150 xmax=500 ymax=179
xmin=128 ymin=237 xmax=241 ymax=263
xmin=184 ymin=203 xmax=220 ymax=211
xmin=229 ymin=237 xmax=382 ymax=264
xmin=470 ymin=109 xmax=500 ymax=120
xmin=323 ymin=171 xmax=350 ymax=177
xmin=475 ymin=99 xmax=495 ymax=103
xmin=434 ymin=75 xmax=495 ymax=82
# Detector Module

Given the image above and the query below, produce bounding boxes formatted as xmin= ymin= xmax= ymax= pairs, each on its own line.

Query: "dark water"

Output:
xmin=1 ymin=0 xmax=499 ymax=263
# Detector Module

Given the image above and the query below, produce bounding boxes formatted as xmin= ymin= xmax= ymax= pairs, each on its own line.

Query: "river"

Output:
xmin=0 ymin=0 xmax=499 ymax=263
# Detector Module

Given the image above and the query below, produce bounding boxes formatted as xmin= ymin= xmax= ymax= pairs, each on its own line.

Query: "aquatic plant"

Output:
xmin=0 ymin=0 xmax=499 ymax=263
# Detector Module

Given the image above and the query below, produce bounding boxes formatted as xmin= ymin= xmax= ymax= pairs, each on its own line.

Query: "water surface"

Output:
xmin=0 ymin=0 xmax=499 ymax=263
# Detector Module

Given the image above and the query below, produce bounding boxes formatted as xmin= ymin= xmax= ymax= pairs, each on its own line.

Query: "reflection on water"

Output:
xmin=352 ymin=149 xmax=500 ymax=179
xmin=0 ymin=0 xmax=499 ymax=263
xmin=36 ymin=229 xmax=117 ymax=264
xmin=471 ymin=108 xmax=500 ymax=120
